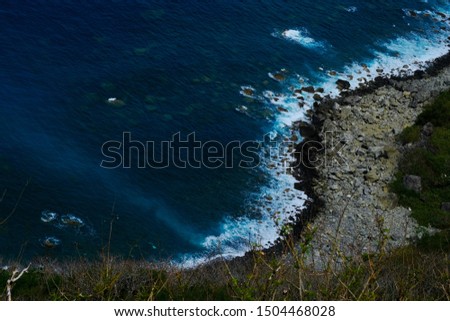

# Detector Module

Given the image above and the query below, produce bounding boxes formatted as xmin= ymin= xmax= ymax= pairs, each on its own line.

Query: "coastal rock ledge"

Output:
xmin=299 ymin=58 xmax=450 ymax=269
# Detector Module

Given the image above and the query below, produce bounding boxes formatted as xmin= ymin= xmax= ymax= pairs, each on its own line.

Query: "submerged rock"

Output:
xmin=145 ymin=105 xmax=158 ymax=112
xmin=270 ymin=72 xmax=286 ymax=82
xmin=240 ymin=86 xmax=256 ymax=98
xmin=106 ymin=97 xmax=126 ymax=107
xmin=235 ymin=105 xmax=249 ymax=115
xmin=133 ymin=47 xmax=148 ymax=56
xmin=61 ymin=214 xmax=85 ymax=227
xmin=41 ymin=210 xmax=58 ymax=223
xmin=40 ymin=236 xmax=61 ymax=249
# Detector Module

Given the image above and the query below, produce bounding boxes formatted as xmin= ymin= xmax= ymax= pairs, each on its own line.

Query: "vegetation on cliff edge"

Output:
xmin=393 ymin=89 xmax=450 ymax=250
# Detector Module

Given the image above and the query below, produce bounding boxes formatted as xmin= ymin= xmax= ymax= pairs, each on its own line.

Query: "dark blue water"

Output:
xmin=0 ymin=0 xmax=449 ymax=263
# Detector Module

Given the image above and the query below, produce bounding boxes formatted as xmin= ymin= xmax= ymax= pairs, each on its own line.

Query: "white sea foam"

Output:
xmin=318 ymin=32 xmax=450 ymax=96
xmin=60 ymin=214 xmax=85 ymax=227
xmin=345 ymin=6 xmax=358 ymax=13
xmin=49 ymin=212 xmax=96 ymax=237
xmin=239 ymin=85 xmax=257 ymax=98
xmin=179 ymin=173 xmax=308 ymax=267
xmin=273 ymin=28 xmax=326 ymax=50
xmin=40 ymin=210 xmax=58 ymax=223
xmin=262 ymin=90 xmax=310 ymax=127
xmin=178 ymin=4 xmax=450 ymax=267
xmin=39 ymin=236 xmax=61 ymax=248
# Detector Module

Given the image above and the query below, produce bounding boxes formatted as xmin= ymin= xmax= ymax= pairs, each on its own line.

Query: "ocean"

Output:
xmin=0 ymin=0 xmax=449 ymax=264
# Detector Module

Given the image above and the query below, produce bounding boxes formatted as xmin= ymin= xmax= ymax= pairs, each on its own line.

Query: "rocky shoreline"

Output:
xmin=291 ymin=51 xmax=450 ymax=269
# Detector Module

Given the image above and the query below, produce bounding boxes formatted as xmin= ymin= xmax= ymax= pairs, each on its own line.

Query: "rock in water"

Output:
xmin=41 ymin=210 xmax=58 ymax=223
xmin=313 ymin=93 xmax=323 ymax=101
xmin=301 ymin=86 xmax=315 ymax=93
xmin=40 ymin=236 xmax=61 ymax=249
xmin=336 ymin=79 xmax=351 ymax=91
xmin=61 ymin=214 xmax=85 ymax=227
xmin=106 ymin=97 xmax=126 ymax=107
xmin=295 ymin=121 xmax=316 ymax=138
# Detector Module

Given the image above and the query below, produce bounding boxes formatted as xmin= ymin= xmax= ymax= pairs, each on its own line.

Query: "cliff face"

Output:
xmin=296 ymin=58 xmax=450 ymax=268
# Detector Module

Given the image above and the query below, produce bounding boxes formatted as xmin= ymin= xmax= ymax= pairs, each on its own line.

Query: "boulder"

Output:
xmin=368 ymin=146 xmax=387 ymax=159
xmin=295 ymin=121 xmax=316 ymax=138
xmin=313 ymin=93 xmax=323 ymax=101
xmin=272 ymin=72 xmax=285 ymax=81
xmin=302 ymin=86 xmax=315 ymax=93
xmin=336 ymin=79 xmax=351 ymax=91
xmin=365 ymin=169 xmax=379 ymax=182
xmin=343 ymin=95 xmax=362 ymax=105
xmin=414 ymin=91 xmax=431 ymax=104
xmin=389 ymin=97 xmax=399 ymax=107
xmin=421 ymin=122 xmax=434 ymax=137
xmin=403 ymin=175 xmax=422 ymax=193
xmin=106 ymin=97 xmax=126 ymax=107
xmin=339 ymin=107 xmax=352 ymax=120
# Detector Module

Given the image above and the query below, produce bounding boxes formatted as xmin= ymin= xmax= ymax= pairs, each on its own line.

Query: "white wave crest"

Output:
xmin=179 ymin=173 xmax=307 ymax=267
xmin=273 ymin=28 xmax=326 ymax=50
xmin=345 ymin=6 xmax=358 ymax=13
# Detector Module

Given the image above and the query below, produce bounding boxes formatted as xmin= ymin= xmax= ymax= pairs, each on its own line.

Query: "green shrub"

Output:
xmin=417 ymin=90 xmax=450 ymax=126
xmin=399 ymin=125 xmax=421 ymax=144
xmin=393 ymin=89 xmax=450 ymax=230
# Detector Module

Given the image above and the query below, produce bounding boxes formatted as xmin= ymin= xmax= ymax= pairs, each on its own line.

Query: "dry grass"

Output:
xmin=1 ymin=230 xmax=448 ymax=301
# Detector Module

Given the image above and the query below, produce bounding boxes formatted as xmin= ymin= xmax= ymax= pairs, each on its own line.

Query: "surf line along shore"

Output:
xmin=289 ymin=51 xmax=450 ymax=269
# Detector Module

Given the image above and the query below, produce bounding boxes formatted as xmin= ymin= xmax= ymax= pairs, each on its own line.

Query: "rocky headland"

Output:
xmin=293 ymin=53 xmax=450 ymax=269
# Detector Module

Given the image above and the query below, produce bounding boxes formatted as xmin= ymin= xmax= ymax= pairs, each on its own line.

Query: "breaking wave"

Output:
xmin=178 ymin=4 xmax=450 ymax=267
